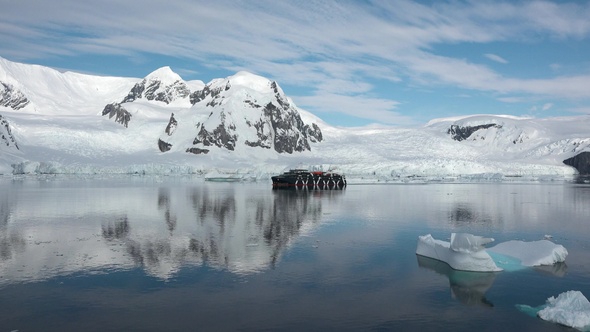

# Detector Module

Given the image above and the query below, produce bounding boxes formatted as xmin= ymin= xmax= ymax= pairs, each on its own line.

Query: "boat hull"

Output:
xmin=271 ymin=170 xmax=346 ymax=189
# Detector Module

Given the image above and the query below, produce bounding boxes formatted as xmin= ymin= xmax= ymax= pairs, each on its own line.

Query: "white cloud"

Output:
xmin=498 ymin=97 xmax=525 ymax=103
xmin=1 ymin=0 xmax=590 ymax=123
xmin=294 ymin=93 xmax=412 ymax=126
xmin=542 ymin=103 xmax=554 ymax=111
xmin=484 ymin=53 xmax=508 ymax=64
xmin=550 ymin=63 xmax=563 ymax=72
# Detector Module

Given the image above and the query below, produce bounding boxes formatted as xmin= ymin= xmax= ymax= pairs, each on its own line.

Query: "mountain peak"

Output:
xmin=145 ymin=66 xmax=183 ymax=83
xmin=114 ymin=66 xmax=190 ymax=106
xmin=226 ymin=71 xmax=273 ymax=93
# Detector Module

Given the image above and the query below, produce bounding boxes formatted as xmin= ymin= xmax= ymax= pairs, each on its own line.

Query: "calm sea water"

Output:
xmin=1 ymin=177 xmax=589 ymax=331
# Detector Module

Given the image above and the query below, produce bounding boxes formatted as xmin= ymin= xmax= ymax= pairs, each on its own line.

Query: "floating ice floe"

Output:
xmin=487 ymin=239 xmax=568 ymax=269
xmin=416 ymin=233 xmax=501 ymax=272
xmin=416 ymin=233 xmax=568 ymax=272
xmin=517 ymin=291 xmax=590 ymax=331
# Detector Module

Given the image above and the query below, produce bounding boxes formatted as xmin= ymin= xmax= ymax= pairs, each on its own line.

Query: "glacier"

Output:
xmin=1 ymin=56 xmax=589 ymax=180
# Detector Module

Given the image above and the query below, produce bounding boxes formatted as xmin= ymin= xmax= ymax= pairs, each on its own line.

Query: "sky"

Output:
xmin=1 ymin=0 xmax=590 ymax=127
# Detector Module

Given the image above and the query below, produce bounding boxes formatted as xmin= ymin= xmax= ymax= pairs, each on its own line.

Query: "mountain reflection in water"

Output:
xmin=0 ymin=181 xmax=344 ymax=284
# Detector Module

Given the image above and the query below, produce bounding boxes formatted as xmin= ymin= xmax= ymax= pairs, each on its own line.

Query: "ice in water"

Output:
xmin=518 ymin=291 xmax=590 ymax=331
xmin=416 ymin=232 xmax=568 ymax=272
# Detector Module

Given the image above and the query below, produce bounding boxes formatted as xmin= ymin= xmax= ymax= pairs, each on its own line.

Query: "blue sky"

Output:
xmin=1 ymin=0 xmax=590 ymax=127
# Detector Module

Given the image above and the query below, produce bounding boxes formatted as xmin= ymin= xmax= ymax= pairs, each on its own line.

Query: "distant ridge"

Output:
xmin=0 ymin=56 xmax=589 ymax=179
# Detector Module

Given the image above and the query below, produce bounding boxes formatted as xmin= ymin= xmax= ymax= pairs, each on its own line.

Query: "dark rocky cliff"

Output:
xmin=563 ymin=152 xmax=590 ymax=175
xmin=448 ymin=124 xmax=501 ymax=141
xmin=0 ymin=114 xmax=19 ymax=150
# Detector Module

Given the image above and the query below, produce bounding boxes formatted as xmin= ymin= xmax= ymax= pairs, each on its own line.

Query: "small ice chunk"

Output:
xmin=416 ymin=233 xmax=501 ymax=272
xmin=487 ymin=240 xmax=568 ymax=266
xmin=537 ymin=291 xmax=590 ymax=330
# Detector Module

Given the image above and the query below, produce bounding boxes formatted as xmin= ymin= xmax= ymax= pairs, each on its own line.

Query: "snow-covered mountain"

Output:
xmin=1 ymin=56 xmax=589 ymax=181
xmin=158 ymin=71 xmax=323 ymax=155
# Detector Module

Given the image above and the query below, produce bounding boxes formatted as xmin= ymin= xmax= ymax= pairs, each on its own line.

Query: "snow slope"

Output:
xmin=1 ymin=57 xmax=589 ymax=180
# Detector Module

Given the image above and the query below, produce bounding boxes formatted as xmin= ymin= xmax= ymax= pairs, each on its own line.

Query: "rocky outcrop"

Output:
xmin=186 ymin=147 xmax=209 ymax=155
xmin=164 ymin=113 xmax=177 ymax=136
xmin=123 ymin=77 xmax=190 ymax=104
xmin=448 ymin=124 xmax=501 ymax=141
xmin=264 ymin=102 xmax=309 ymax=153
xmin=102 ymin=103 xmax=131 ymax=128
xmin=192 ymin=113 xmax=238 ymax=151
xmin=0 ymin=114 xmax=19 ymax=150
xmin=563 ymin=152 xmax=590 ymax=175
xmin=158 ymin=139 xmax=172 ymax=152
xmin=0 ymin=82 xmax=30 ymax=110
xmin=244 ymin=117 xmax=272 ymax=149
xmin=189 ymin=81 xmax=230 ymax=106
xmin=157 ymin=113 xmax=179 ymax=152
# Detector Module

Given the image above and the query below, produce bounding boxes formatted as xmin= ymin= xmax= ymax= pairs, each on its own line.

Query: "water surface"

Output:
xmin=1 ymin=177 xmax=589 ymax=331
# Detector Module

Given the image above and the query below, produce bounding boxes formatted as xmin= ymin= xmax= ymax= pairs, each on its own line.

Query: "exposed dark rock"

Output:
xmin=186 ymin=147 xmax=209 ymax=155
xmin=158 ymin=139 xmax=172 ymax=152
xmin=193 ymin=119 xmax=237 ymax=151
xmin=165 ymin=113 xmax=177 ymax=136
xmin=122 ymin=82 xmax=145 ymax=103
xmin=102 ymin=103 xmax=131 ymax=127
xmin=244 ymin=100 xmax=262 ymax=108
xmin=0 ymin=82 xmax=30 ymax=110
xmin=270 ymin=81 xmax=290 ymax=109
xmin=306 ymin=123 xmax=323 ymax=143
xmin=448 ymin=124 xmax=501 ymax=141
xmin=189 ymin=87 xmax=208 ymax=104
xmin=244 ymin=119 xmax=272 ymax=149
xmin=123 ymin=79 xmax=190 ymax=104
xmin=189 ymin=84 xmax=225 ymax=105
xmin=563 ymin=152 xmax=590 ymax=175
xmin=263 ymin=102 xmax=310 ymax=153
xmin=0 ymin=114 xmax=19 ymax=150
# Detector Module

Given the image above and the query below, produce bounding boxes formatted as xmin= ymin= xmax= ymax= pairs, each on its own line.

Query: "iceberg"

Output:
xmin=487 ymin=239 xmax=568 ymax=267
xmin=416 ymin=233 xmax=568 ymax=272
xmin=416 ymin=233 xmax=501 ymax=272
xmin=518 ymin=291 xmax=590 ymax=331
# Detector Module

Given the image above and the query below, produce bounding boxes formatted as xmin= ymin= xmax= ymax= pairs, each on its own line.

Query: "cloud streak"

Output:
xmin=1 ymin=0 xmax=590 ymax=124
xmin=485 ymin=54 xmax=508 ymax=64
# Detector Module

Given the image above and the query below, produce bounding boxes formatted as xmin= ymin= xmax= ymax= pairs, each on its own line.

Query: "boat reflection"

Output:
xmin=0 ymin=181 xmax=342 ymax=285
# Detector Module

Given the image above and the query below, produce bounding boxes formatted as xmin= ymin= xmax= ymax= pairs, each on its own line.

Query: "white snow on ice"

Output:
xmin=416 ymin=233 xmax=501 ymax=272
xmin=488 ymin=239 xmax=568 ymax=268
xmin=518 ymin=291 xmax=590 ymax=331
xmin=416 ymin=233 xmax=568 ymax=272
xmin=538 ymin=291 xmax=590 ymax=330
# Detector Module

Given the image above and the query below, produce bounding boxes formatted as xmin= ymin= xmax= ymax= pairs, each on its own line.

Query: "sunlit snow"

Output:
xmin=416 ymin=233 xmax=567 ymax=272
xmin=1 ymin=57 xmax=589 ymax=179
